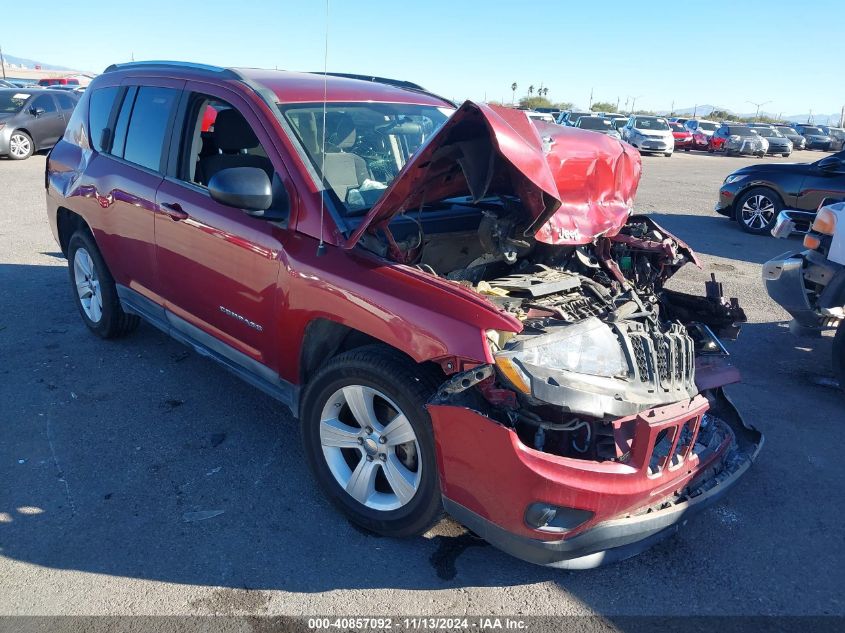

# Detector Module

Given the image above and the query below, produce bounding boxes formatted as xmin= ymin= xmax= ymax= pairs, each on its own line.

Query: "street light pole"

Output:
xmin=746 ymin=100 xmax=772 ymax=121
xmin=0 ymin=44 xmax=6 ymax=80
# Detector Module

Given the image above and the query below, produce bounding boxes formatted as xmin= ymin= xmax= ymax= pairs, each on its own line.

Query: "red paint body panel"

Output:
xmin=710 ymin=135 xmax=727 ymax=151
xmin=429 ymin=396 xmax=728 ymax=541
xmin=346 ymin=102 xmax=641 ymax=248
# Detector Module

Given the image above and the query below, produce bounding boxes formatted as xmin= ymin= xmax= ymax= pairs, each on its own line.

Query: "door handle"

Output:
xmin=160 ymin=202 xmax=189 ymax=221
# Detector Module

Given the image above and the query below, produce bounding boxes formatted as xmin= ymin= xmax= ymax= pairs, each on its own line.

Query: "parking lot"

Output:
xmin=1 ymin=150 xmax=842 ymax=619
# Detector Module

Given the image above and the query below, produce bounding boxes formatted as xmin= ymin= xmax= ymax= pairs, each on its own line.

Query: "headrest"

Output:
xmin=326 ymin=112 xmax=357 ymax=149
xmin=213 ymin=108 xmax=259 ymax=152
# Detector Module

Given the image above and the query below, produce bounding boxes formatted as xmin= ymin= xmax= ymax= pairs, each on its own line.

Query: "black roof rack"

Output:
xmin=103 ymin=61 xmax=240 ymax=79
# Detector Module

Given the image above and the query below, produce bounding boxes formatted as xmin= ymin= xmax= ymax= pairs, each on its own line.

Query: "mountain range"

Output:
xmin=659 ymin=104 xmax=842 ymax=126
xmin=1 ymin=53 xmax=73 ymax=72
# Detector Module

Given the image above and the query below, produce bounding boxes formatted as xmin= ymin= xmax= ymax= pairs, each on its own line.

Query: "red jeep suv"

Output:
xmin=46 ymin=61 xmax=761 ymax=568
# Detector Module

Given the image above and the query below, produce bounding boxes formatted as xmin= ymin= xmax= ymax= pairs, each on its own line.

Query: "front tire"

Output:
xmin=67 ymin=230 xmax=139 ymax=338
xmin=664 ymin=152 xmax=672 ymax=157
xmin=300 ymin=346 xmax=443 ymax=537
xmin=8 ymin=131 xmax=33 ymax=160
xmin=735 ymin=187 xmax=783 ymax=235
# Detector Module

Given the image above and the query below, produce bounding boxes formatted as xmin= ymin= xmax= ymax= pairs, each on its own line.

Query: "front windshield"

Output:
xmin=729 ymin=127 xmax=758 ymax=137
xmin=634 ymin=117 xmax=670 ymax=131
xmin=776 ymin=127 xmax=797 ymax=135
xmin=579 ymin=117 xmax=613 ymax=130
xmin=612 ymin=118 xmax=627 ymax=130
xmin=802 ymin=127 xmax=824 ymax=135
xmin=669 ymin=122 xmax=686 ymax=132
xmin=0 ymin=91 xmax=30 ymax=114
xmin=751 ymin=127 xmax=782 ymax=138
xmin=279 ymin=102 xmax=452 ymax=215
xmin=697 ymin=122 xmax=717 ymax=131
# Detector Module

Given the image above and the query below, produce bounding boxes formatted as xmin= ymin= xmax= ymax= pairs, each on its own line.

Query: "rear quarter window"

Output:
xmin=88 ymin=86 xmax=120 ymax=152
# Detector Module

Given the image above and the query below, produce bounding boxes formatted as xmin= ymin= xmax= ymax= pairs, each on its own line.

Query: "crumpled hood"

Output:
xmin=344 ymin=100 xmax=641 ymax=249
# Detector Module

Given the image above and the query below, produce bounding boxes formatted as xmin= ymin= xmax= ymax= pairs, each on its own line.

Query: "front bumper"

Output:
xmin=429 ymin=389 xmax=762 ymax=569
xmin=770 ymin=209 xmax=815 ymax=237
xmin=765 ymin=144 xmax=792 ymax=155
xmin=715 ymin=182 xmax=741 ymax=217
xmin=0 ymin=126 xmax=14 ymax=155
xmin=762 ymin=251 xmax=820 ymax=330
xmin=631 ymin=138 xmax=672 ymax=153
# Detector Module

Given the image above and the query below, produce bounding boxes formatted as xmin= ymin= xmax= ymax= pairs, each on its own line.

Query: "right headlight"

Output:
xmin=492 ymin=318 xmax=628 ymax=392
xmin=724 ymin=174 xmax=745 ymax=184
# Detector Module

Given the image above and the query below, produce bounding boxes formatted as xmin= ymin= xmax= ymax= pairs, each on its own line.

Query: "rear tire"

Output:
xmin=834 ymin=321 xmax=845 ymax=392
xmin=300 ymin=345 xmax=444 ymax=537
xmin=664 ymin=152 xmax=672 ymax=157
xmin=735 ymin=187 xmax=783 ymax=235
xmin=782 ymin=153 xmax=790 ymax=158
xmin=67 ymin=230 xmax=140 ymax=338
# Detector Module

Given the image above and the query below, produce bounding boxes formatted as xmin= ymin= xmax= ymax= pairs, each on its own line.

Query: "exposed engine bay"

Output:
xmin=361 ymin=201 xmax=747 ymax=465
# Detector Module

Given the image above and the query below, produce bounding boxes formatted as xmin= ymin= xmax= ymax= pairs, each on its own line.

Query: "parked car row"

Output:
xmin=547 ymin=109 xmax=841 ymax=160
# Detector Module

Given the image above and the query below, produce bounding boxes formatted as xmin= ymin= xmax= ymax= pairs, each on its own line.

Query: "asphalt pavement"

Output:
xmin=0 ymin=149 xmax=842 ymax=619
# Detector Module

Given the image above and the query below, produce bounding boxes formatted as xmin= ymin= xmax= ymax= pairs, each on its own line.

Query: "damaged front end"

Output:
xmin=421 ymin=217 xmax=760 ymax=568
xmin=354 ymin=102 xmax=762 ymax=567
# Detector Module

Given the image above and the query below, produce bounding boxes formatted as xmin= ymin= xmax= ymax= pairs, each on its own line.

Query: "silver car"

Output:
xmin=621 ymin=115 xmax=675 ymax=156
xmin=575 ymin=116 xmax=622 ymax=140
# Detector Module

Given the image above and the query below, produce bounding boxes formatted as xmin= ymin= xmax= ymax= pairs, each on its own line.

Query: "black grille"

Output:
xmin=630 ymin=335 xmax=651 ymax=380
xmin=623 ymin=325 xmax=695 ymax=392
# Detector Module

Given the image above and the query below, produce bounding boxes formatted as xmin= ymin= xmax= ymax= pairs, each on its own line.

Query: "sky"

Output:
xmin=3 ymin=0 xmax=842 ymax=117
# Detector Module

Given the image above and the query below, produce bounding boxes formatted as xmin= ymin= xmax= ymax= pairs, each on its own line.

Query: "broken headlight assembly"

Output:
xmin=491 ymin=318 xmax=629 ymax=395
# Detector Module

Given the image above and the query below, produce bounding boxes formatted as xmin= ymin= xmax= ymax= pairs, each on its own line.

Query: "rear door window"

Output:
xmin=54 ymin=93 xmax=76 ymax=111
xmin=121 ymin=86 xmax=179 ymax=172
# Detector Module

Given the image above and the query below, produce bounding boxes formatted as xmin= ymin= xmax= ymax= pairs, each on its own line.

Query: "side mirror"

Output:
xmin=818 ymin=156 xmax=843 ymax=173
xmin=209 ymin=167 xmax=273 ymax=212
xmin=30 ymin=107 xmax=46 ymax=117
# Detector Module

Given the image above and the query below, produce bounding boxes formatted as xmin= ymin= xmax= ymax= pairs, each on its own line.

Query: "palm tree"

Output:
xmin=511 ymin=82 xmax=517 ymax=105
xmin=542 ymin=87 xmax=549 ymax=97
xmin=528 ymin=85 xmax=535 ymax=97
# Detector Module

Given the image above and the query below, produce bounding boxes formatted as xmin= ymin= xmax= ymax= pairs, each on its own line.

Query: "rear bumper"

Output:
xmin=429 ymin=388 xmax=762 ymax=569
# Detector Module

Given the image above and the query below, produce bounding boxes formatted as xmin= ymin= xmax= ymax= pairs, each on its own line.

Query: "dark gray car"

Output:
xmin=774 ymin=126 xmax=807 ymax=150
xmin=0 ymin=88 xmax=78 ymax=160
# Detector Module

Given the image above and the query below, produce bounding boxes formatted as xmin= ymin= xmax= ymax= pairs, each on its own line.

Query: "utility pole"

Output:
xmin=616 ymin=96 xmax=620 ymax=112
xmin=588 ymin=88 xmax=593 ymax=110
xmin=630 ymin=95 xmax=642 ymax=114
xmin=670 ymin=100 xmax=675 ymax=116
xmin=0 ymin=44 xmax=6 ymax=80
xmin=840 ymin=105 xmax=844 ymax=128
xmin=693 ymin=104 xmax=698 ymax=118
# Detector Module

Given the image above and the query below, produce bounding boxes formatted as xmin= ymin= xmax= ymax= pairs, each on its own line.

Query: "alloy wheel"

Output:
xmin=319 ymin=385 xmax=421 ymax=511
xmin=73 ymin=247 xmax=103 ymax=323
xmin=9 ymin=133 xmax=31 ymax=159
xmin=740 ymin=194 xmax=776 ymax=231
